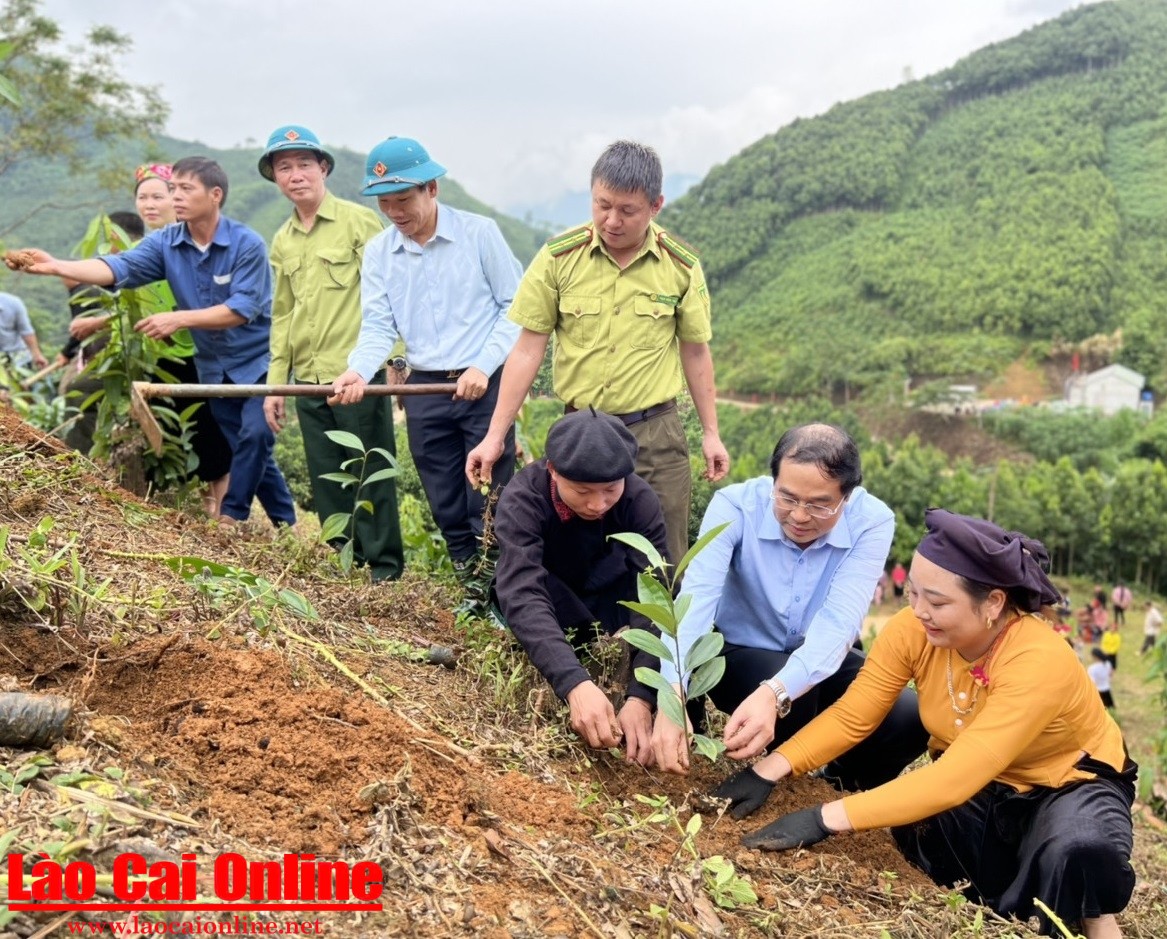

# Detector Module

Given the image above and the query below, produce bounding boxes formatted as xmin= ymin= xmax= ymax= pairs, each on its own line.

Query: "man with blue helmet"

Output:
xmin=331 ymin=137 xmax=522 ymax=582
xmin=260 ymin=125 xmax=403 ymax=581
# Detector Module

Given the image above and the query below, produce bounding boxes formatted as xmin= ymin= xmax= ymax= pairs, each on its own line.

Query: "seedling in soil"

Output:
xmin=317 ymin=429 xmax=399 ymax=576
xmin=609 ymin=523 xmax=730 ymax=761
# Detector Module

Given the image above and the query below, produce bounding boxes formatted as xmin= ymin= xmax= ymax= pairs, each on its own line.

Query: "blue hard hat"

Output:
xmin=362 ymin=137 xmax=446 ymax=196
xmin=258 ymin=125 xmax=335 ymax=181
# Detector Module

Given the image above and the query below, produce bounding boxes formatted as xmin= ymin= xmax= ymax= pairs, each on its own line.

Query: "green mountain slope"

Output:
xmin=0 ymin=135 xmax=547 ymax=342
xmin=663 ymin=0 xmax=1167 ymax=398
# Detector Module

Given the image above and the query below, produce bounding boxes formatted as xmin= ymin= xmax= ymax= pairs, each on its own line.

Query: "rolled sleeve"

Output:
xmin=221 ymin=237 xmax=270 ymax=322
xmin=103 ymin=237 xmax=165 ymax=290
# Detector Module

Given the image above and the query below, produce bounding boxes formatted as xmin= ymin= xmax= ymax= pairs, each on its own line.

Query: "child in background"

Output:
xmin=1088 ymin=647 xmax=1115 ymax=710
xmin=1100 ymin=623 xmax=1122 ymax=670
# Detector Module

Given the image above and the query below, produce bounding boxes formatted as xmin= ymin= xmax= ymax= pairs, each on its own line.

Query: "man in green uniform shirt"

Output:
xmin=260 ymin=125 xmax=404 ymax=581
xmin=466 ymin=140 xmax=729 ymax=565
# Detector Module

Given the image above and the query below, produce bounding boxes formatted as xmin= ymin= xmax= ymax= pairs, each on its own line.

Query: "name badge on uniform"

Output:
xmin=650 ymin=293 xmax=680 ymax=306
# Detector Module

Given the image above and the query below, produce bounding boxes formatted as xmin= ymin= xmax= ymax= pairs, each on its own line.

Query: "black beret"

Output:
xmin=544 ymin=407 xmax=638 ymax=483
xmin=917 ymin=508 xmax=1062 ymax=612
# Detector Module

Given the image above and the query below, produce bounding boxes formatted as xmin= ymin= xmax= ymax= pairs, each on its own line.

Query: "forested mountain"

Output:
xmin=663 ymin=0 xmax=1167 ymax=399
xmin=0 ymin=135 xmax=547 ymax=340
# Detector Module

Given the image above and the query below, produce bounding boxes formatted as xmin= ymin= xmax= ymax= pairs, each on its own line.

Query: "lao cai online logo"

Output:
xmin=5 ymin=852 xmax=385 ymax=912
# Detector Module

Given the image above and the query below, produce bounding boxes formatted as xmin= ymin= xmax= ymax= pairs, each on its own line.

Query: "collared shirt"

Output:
xmin=508 ymin=221 xmax=712 ymax=414
xmin=269 ymin=192 xmax=384 ymax=384
xmin=661 ymin=475 xmax=894 ymax=701
xmin=347 ymin=203 xmax=522 ymax=379
xmin=103 ymin=216 xmax=273 ymax=383
xmin=0 ymin=292 xmax=34 ymax=355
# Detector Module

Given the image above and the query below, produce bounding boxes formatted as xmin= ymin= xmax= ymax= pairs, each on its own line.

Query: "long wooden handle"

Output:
xmin=132 ymin=382 xmax=457 ymax=399
xmin=19 ymin=361 xmax=63 ymax=389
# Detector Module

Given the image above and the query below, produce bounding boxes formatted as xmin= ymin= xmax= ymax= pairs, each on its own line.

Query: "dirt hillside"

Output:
xmin=2 ymin=406 xmax=1163 ymax=938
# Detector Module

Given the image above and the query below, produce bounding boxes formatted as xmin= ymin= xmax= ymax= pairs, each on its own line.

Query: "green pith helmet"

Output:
xmin=362 ymin=136 xmax=446 ymax=196
xmin=258 ymin=125 xmax=335 ymax=181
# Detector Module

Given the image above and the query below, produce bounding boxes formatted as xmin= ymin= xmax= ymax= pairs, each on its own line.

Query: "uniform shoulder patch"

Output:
xmin=547 ymin=225 xmax=593 ymax=257
xmin=658 ymin=230 xmax=700 ymax=268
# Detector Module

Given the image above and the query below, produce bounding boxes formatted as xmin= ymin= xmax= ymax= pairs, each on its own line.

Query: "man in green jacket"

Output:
xmin=260 ymin=125 xmax=404 ymax=581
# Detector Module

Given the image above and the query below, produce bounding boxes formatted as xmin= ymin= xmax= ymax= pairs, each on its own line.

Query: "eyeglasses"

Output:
xmin=772 ymin=491 xmax=845 ymax=520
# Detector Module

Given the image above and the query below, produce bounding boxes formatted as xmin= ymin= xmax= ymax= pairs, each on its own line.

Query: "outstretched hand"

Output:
xmin=711 ymin=766 xmax=775 ymax=819
xmin=741 ymin=805 xmax=833 ymax=851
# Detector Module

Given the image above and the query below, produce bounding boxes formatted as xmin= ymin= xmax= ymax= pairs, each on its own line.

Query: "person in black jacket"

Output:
xmin=492 ymin=407 xmax=670 ymax=766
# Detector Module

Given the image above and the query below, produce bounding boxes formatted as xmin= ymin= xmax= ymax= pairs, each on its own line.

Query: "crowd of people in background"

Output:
xmin=3 ymin=133 xmax=1157 ymax=939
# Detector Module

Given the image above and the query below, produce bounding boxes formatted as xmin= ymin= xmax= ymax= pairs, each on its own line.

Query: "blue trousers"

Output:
xmin=401 ymin=368 xmax=513 ymax=562
xmin=209 ymin=394 xmax=296 ymax=526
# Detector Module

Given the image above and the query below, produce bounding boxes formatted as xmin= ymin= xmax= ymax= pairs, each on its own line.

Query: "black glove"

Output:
xmin=742 ymin=805 xmax=833 ymax=851
xmin=711 ymin=766 xmax=775 ymax=819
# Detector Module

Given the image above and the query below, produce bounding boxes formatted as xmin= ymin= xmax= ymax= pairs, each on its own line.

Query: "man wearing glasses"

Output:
xmin=649 ymin=423 xmax=927 ymax=791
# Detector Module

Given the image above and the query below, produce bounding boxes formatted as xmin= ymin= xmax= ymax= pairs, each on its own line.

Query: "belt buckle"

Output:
xmin=445 ymin=370 xmax=462 ymax=380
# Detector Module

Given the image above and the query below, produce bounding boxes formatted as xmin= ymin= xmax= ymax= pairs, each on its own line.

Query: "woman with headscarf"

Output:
xmin=69 ymin=164 xmax=231 ymax=513
xmin=713 ymin=508 xmax=1135 ymax=939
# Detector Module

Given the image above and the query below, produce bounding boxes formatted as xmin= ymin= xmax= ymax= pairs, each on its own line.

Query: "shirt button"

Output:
xmin=605 ymin=380 xmax=612 ymax=388
xmin=609 ymin=345 xmax=616 ymax=353
xmin=795 ymin=596 xmax=800 ymax=602
xmin=955 ymin=719 xmax=963 ymax=727
xmin=958 ymin=692 xmax=967 ymax=700
xmin=614 ymin=306 xmax=621 ymax=315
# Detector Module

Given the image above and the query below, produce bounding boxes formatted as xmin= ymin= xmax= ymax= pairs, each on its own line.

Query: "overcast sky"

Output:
xmin=41 ymin=0 xmax=1085 ymax=212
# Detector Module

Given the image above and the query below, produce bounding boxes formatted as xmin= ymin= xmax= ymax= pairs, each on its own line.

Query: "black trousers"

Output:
xmin=696 ymin=640 xmax=929 ymax=791
xmin=893 ymin=754 xmax=1137 ymax=935
xmin=402 ymin=368 xmax=514 ymax=563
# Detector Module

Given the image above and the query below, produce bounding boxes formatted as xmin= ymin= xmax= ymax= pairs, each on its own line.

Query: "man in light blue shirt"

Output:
xmin=0 ymin=292 xmax=47 ymax=370
xmin=331 ymin=137 xmax=522 ymax=576
xmin=652 ymin=423 xmax=926 ymax=791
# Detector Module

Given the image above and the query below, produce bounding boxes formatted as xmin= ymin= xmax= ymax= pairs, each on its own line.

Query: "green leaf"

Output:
xmin=618 ymin=600 xmax=676 ymax=634
xmin=621 ymin=628 xmax=672 ymax=662
xmin=363 ymin=467 xmax=398 ymax=485
xmin=320 ymin=514 xmax=351 ymax=542
xmin=0 ymin=72 xmax=23 ymax=107
xmin=633 ymin=666 xmax=672 ymax=695
xmin=692 ymin=734 xmax=726 ymax=763
xmin=608 ymin=531 xmax=666 ymax=573
xmin=355 ymin=499 xmax=374 ymax=514
xmin=686 ymin=657 xmax=726 ymax=700
xmin=324 ymin=429 xmax=365 ymax=452
xmin=338 ymin=540 xmax=355 ymax=573
xmin=684 ymin=631 xmax=724 ymax=674
xmin=656 ymin=686 xmax=686 ymax=729
xmin=636 ymin=571 xmax=673 ymax=609
xmin=675 ymin=522 xmax=730 ymax=584
xmin=278 ymin=589 xmax=318 ymax=620
xmin=673 ymin=592 xmax=692 ymax=625
xmin=319 ymin=472 xmax=358 ymax=487
xmin=685 ymin=813 xmax=703 ymax=837
xmin=164 ymin=555 xmax=232 ymax=579
xmin=367 ymin=447 xmax=397 ymax=464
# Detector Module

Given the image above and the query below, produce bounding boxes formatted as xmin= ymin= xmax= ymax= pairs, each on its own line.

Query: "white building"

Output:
xmin=1064 ymin=364 xmax=1146 ymax=415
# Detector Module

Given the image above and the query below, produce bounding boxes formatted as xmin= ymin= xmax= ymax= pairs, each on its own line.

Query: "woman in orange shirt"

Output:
xmin=714 ymin=509 xmax=1135 ymax=939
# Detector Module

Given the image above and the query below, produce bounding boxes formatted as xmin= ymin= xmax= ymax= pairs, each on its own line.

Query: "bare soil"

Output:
xmin=2 ymin=405 xmax=1164 ymax=938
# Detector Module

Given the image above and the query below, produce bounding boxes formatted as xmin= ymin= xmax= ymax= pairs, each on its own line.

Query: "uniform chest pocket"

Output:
xmin=631 ymin=296 xmax=676 ymax=350
xmin=320 ymin=247 xmax=360 ymax=289
xmin=558 ymin=295 xmax=603 ymax=349
xmin=279 ymin=255 xmax=304 ymax=295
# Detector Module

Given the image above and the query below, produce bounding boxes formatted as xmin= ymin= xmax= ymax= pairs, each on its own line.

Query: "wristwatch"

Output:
xmin=389 ymin=356 xmax=408 ymax=372
xmin=761 ymin=676 xmax=793 ymax=718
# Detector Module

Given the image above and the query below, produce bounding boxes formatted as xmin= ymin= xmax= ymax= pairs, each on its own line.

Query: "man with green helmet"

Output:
xmin=466 ymin=140 xmax=730 ymax=566
xmin=330 ymin=136 xmax=521 ymax=580
xmin=260 ymin=124 xmax=403 ymax=581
